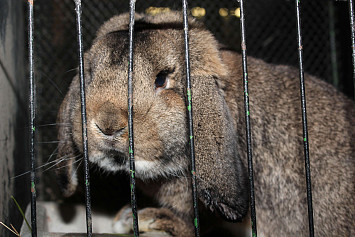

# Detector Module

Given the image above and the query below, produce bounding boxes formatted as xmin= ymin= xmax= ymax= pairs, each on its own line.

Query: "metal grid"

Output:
xmin=26 ymin=0 xmax=354 ymax=236
xmin=32 ymin=2 xmax=353 ymax=174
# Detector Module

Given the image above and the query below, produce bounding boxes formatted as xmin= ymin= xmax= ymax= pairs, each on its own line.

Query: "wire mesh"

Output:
xmin=348 ymin=0 xmax=355 ymax=98
xmin=26 ymin=0 xmax=354 ymax=235
xmin=32 ymin=2 xmax=353 ymax=179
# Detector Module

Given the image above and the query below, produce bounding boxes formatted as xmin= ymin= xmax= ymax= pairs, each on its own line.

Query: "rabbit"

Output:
xmin=56 ymin=11 xmax=355 ymax=236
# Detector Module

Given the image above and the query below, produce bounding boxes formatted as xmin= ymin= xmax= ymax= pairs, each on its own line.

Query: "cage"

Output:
xmin=0 ymin=0 xmax=354 ymax=236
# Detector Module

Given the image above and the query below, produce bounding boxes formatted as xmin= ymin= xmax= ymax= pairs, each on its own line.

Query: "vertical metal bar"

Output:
xmin=73 ymin=1 xmax=93 ymax=236
xmin=127 ymin=1 xmax=139 ymax=236
xmin=27 ymin=0 xmax=37 ymax=236
xmin=181 ymin=1 xmax=200 ymax=236
xmin=348 ymin=0 xmax=355 ymax=99
xmin=238 ymin=1 xmax=257 ymax=236
xmin=295 ymin=1 xmax=315 ymax=236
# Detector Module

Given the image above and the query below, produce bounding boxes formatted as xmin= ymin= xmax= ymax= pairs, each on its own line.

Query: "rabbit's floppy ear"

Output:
xmin=186 ymin=29 xmax=249 ymax=220
xmin=191 ymin=74 xmax=249 ymax=221
xmin=56 ymin=75 xmax=80 ymax=197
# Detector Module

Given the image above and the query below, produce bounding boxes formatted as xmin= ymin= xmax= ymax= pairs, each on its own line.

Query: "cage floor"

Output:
xmin=20 ymin=201 xmax=169 ymax=237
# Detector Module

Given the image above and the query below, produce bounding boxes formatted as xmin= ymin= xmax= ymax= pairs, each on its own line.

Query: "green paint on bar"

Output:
xmin=247 ymin=111 xmax=250 ymax=116
xmin=194 ymin=218 xmax=198 ymax=228
xmin=187 ymin=105 xmax=191 ymax=111
xmin=129 ymin=147 xmax=133 ymax=154
xmin=31 ymin=182 xmax=36 ymax=193
xmin=32 ymin=126 xmax=35 ymax=132
xmin=304 ymin=137 xmax=307 ymax=142
xmin=190 ymin=135 xmax=193 ymax=140
xmin=251 ymin=221 xmax=256 ymax=237
xmin=187 ymin=88 xmax=192 ymax=99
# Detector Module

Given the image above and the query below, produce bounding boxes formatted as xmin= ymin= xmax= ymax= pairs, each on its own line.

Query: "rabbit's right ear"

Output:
xmin=56 ymin=75 xmax=80 ymax=197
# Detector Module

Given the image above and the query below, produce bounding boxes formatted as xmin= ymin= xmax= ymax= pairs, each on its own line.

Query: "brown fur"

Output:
xmin=56 ymin=12 xmax=355 ymax=236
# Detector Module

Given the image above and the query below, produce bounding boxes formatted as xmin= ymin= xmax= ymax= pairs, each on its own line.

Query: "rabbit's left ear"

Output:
xmin=55 ymin=75 xmax=81 ymax=197
xmin=190 ymin=68 xmax=249 ymax=221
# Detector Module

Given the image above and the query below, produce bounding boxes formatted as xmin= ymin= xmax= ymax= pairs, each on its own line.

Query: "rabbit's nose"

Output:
xmin=95 ymin=122 xmax=126 ymax=136
xmin=95 ymin=102 xmax=127 ymax=136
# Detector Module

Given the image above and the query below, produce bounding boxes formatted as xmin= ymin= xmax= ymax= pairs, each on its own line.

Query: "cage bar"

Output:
xmin=295 ymin=1 xmax=315 ymax=236
xmin=73 ymin=1 xmax=93 ymax=236
xmin=181 ymin=1 xmax=200 ymax=237
xmin=348 ymin=0 xmax=355 ymax=98
xmin=27 ymin=0 xmax=38 ymax=236
xmin=238 ymin=1 xmax=257 ymax=236
xmin=127 ymin=0 xmax=139 ymax=236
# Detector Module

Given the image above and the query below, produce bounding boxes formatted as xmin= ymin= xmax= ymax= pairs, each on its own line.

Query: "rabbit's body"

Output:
xmin=56 ymin=12 xmax=354 ymax=236
xmin=222 ymin=51 xmax=355 ymax=236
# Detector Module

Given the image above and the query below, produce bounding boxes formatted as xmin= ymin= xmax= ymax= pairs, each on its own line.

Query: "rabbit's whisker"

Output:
xmin=47 ymin=156 xmax=83 ymax=173
xmin=71 ymin=159 xmax=84 ymax=182
xmin=37 ymin=141 xmax=64 ymax=144
xmin=45 ymin=146 xmax=59 ymax=164
xmin=11 ymin=155 xmax=79 ymax=179
xmin=37 ymin=123 xmax=71 ymax=128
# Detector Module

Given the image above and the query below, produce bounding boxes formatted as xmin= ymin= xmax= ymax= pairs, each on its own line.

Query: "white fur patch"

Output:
xmin=135 ymin=159 xmax=185 ymax=180
xmin=90 ymin=151 xmax=185 ymax=180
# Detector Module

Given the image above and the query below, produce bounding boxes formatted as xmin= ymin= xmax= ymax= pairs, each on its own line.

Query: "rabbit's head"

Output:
xmin=57 ymin=11 xmax=249 ymax=221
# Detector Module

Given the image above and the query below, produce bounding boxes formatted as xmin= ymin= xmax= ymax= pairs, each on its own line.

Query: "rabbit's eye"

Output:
xmin=155 ymin=71 xmax=168 ymax=90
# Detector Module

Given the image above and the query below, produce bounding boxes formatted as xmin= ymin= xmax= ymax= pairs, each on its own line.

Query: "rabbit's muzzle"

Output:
xmin=76 ymin=94 xmax=188 ymax=180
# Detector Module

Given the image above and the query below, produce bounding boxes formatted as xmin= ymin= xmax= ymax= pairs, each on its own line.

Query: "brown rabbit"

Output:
xmin=56 ymin=11 xmax=355 ymax=236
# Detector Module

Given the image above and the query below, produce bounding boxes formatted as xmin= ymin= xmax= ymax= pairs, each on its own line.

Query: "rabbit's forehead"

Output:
xmin=91 ymin=29 xmax=183 ymax=69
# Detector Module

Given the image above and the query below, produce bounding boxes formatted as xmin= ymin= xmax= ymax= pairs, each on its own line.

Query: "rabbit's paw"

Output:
xmin=112 ymin=205 xmax=133 ymax=234
xmin=113 ymin=206 xmax=193 ymax=237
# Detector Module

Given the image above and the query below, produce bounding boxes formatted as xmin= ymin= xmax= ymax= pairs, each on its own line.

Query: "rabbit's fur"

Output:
xmin=56 ymin=11 xmax=355 ymax=236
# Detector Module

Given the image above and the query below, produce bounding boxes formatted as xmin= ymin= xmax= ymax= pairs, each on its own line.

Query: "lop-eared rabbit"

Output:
xmin=56 ymin=11 xmax=354 ymax=236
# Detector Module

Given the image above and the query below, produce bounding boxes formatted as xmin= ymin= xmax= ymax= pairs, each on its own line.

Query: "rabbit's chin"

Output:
xmin=90 ymin=153 xmax=186 ymax=180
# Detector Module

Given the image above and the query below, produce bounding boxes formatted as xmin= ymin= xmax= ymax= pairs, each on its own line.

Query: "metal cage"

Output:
xmin=8 ymin=0 xmax=354 ymax=236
